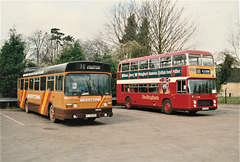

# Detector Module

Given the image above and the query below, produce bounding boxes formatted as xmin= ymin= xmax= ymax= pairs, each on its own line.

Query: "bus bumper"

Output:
xmin=54 ymin=107 xmax=113 ymax=120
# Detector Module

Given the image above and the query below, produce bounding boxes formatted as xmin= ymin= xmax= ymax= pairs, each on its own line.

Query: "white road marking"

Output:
xmin=0 ymin=113 xmax=24 ymax=126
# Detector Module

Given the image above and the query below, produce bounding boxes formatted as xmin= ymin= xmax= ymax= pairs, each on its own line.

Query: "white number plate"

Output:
xmin=202 ymin=107 xmax=209 ymax=111
xmin=86 ymin=114 xmax=97 ymax=118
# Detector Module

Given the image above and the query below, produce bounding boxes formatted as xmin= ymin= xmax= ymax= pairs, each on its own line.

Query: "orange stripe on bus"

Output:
xmin=20 ymin=90 xmax=27 ymax=108
xmin=39 ymin=91 xmax=51 ymax=115
xmin=39 ymin=91 xmax=45 ymax=114
xmin=43 ymin=92 xmax=52 ymax=115
xmin=97 ymin=96 xmax=106 ymax=108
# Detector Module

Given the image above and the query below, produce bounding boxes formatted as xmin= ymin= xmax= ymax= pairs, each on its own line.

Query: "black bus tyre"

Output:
xmin=125 ymin=97 xmax=132 ymax=109
xmin=24 ymin=100 xmax=30 ymax=113
xmin=49 ymin=105 xmax=57 ymax=123
xmin=162 ymin=99 xmax=173 ymax=114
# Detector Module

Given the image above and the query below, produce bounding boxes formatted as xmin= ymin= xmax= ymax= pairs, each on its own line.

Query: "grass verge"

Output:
xmin=217 ymin=97 xmax=240 ymax=104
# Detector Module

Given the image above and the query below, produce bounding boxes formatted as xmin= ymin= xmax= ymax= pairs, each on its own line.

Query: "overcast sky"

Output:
xmin=1 ymin=0 xmax=239 ymax=55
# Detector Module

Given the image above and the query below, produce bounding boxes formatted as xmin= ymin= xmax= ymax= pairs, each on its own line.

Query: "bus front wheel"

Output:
xmin=125 ymin=97 xmax=132 ymax=109
xmin=24 ymin=100 xmax=30 ymax=113
xmin=49 ymin=105 xmax=57 ymax=123
xmin=162 ymin=99 xmax=173 ymax=114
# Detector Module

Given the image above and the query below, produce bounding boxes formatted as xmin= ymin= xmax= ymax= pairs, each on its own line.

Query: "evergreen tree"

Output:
xmin=216 ymin=51 xmax=236 ymax=92
xmin=56 ymin=41 xmax=86 ymax=64
xmin=121 ymin=14 xmax=138 ymax=43
xmin=137 ymin=17 xmax=151 ymax=56
xmin=0 ymin=28 xmax=26 ymax=97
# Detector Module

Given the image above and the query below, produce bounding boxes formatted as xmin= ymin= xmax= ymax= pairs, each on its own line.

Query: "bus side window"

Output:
xmin=34 ymin=77 xmax=39 ymax=91
xmin=47 ymin=76 xmax=54 ymax=91
xmin=149 ymin=58 xmax=159 ymax=69
xmin=118 ymin=64 xmax=122 ymax=72
xmin=21 ymin=79 xmax=24 ymax=90
xmin=139 ymin=84 xmax=147 ymax=93
xmin=122 ymin=63 xmax=129 ymax=71
xmin=125 ymin=84 xmax=129 ymax=92
xmin=139 ymin=60 xmax=148 ymax=69
xmin=40 ymin=76 xmax=46 ymax=91
xmin=177 ymin=80 xmax=186 ymax=93
xmin=149 ymin=84 xmax=158 ymax=93
xmin=55 ymin=75 xmax=63 ymax=91
xmin=173 ymin=54 xmax=186 ymax=66
xmin=29 ymin=78 xmax=33 ymax=90
xmin=160 ymin=57 xmax=171 ymax=67
xmin=131 ymin=61 xmax=138 ymax=71
xmin=24 ymin=79 xmax=28 ymax=90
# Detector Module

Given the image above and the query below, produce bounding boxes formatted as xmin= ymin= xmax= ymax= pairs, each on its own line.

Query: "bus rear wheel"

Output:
xmin=125 ymin=97 xmax=132 ymax=109
xmin=49 ymin=105 xmax=57 ymax=123
xmin=162 ymin=99 xmax=173 ymax=114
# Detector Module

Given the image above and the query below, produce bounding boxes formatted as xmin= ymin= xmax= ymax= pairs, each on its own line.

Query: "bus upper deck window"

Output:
xmin=160 ymin=57 xmax=171 ymax=67
xmin=131 ymin=61 xmax=138 ymax=71
xmin=189 ymin=54 xmax=202 ymax=65
xmin=149 ymin=58 xmax=159 ymax=69
xmin=118 ymin=64 xmax=122 ymax=72
xmin=173 ymin=54 xmax=186 ymax=66
xmin=122 ymin=63 xmax=129 ymax=71
xmin=139 ymin=60 xmax=148 ymax=69
xmin=203 ymin=55 xmax=214 ymax=66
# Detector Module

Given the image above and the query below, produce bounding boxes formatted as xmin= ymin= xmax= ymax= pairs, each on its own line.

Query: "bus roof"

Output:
xmin=20 ymin=61 xmax=110 ymax=77
xmin=119 ymin=50 xmax=212 ymax=64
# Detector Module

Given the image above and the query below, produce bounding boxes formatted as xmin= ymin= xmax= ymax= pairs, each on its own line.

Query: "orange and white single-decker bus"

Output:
xmin=117 ymin=50 xmax=217 ymax=114
xmin=17 ymin=61 xmax=113 ymax=122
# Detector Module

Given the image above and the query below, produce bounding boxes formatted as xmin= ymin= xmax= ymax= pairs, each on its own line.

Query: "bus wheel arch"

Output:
xmin=162 ymin=98 xmax=173 ymax=114
xmin=48 ymin=103 xmax=57 ymax=123
xmin=125 ymin=97 xmax=132 ymax=109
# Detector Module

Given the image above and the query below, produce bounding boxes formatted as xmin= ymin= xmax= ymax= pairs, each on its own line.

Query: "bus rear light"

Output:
xmin=66 ymin=103 xmax=73 ymax=108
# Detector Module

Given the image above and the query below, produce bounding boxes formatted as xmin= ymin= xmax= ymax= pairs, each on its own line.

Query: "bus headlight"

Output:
xmin=193 ymin=100 xmax=197 ymax=105
xmin=193 ymin=100 xmax=197 ymax=108
xmin=213 ymin=100 xmax=216 ymax=104
xmin=73 ymin=103 xmax=78 ymax=108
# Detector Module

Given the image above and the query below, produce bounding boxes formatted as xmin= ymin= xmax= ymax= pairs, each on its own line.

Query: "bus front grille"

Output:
xmin=198 ymin=100 xmax=213 ymax=106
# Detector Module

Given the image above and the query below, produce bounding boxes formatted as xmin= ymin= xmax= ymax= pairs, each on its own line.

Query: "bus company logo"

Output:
xmin=80 ymin=98 xmax=101 ymax=102
xmin=142 ymin=95 xmax=159 ymax=100
xmin=27 ymin=94 xmax=40 ymax=100
xmin=190 ymin=67 xmax=195 ymax=73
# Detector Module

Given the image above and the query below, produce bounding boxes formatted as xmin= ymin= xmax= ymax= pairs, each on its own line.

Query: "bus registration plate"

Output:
xmin=86 ymin=114 xmax=97 ymax=118
xmin=202 ymin=107 xmax=209 ymax=111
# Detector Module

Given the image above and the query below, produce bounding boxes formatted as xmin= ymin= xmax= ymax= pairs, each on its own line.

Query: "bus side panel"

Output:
xmin=116 ymin=84 xmax=125 ymax=105
xmin=18 ymin=90 xmax=28 ymax=109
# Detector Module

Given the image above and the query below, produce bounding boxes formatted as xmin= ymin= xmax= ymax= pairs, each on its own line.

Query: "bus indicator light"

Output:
xmin=66 ymin=103 xmax=73 ymax=108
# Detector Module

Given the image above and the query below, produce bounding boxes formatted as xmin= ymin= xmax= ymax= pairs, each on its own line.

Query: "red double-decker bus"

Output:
xmin=116 ymin=50 xmax=217 ymax=114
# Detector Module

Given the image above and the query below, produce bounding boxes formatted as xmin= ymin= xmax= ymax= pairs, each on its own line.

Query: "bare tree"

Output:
xmin=228 ymin=22 xmax=240 ymax=62
xmin=105 ymin=0 xmax=197 ymax=54
xmin=28 ymin=30 xmax=48 ymax=66
xmin=105 ymin=1 xmax=139 ymax=44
